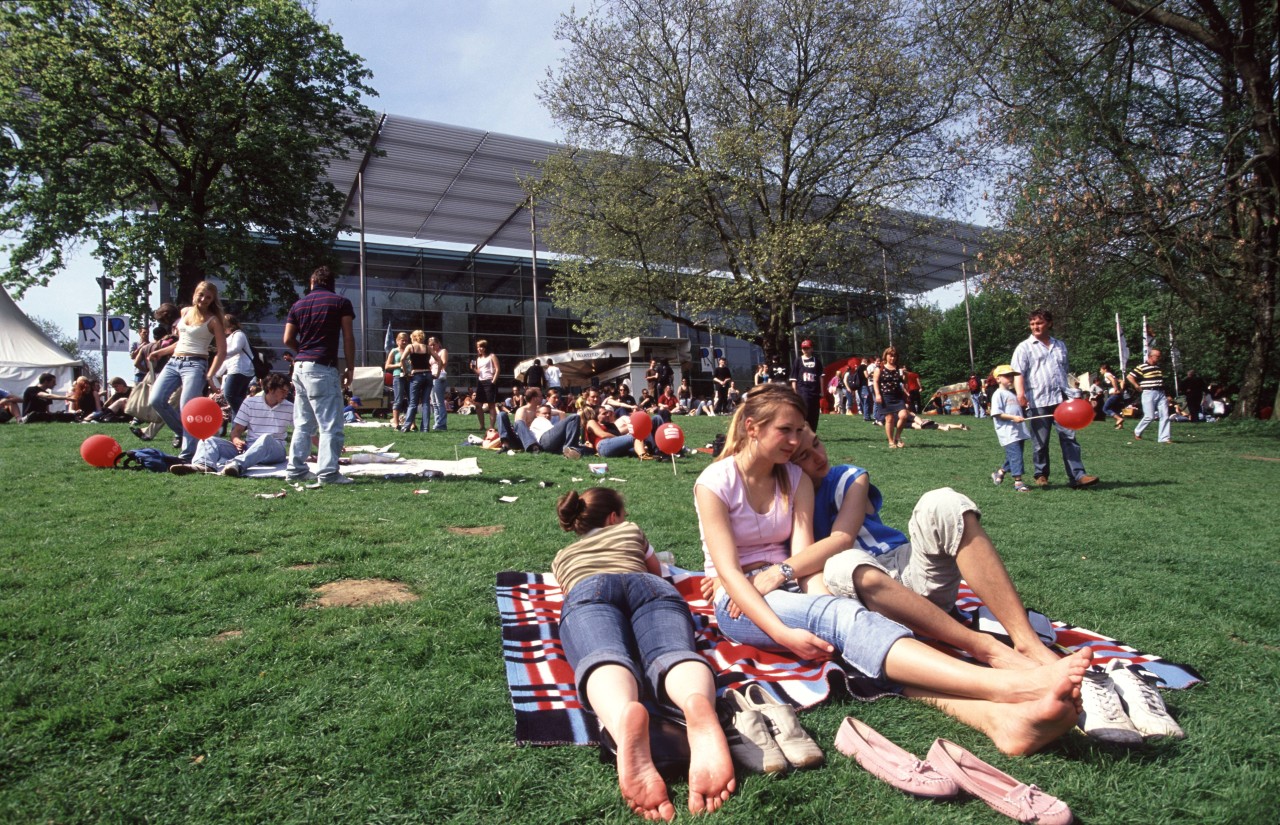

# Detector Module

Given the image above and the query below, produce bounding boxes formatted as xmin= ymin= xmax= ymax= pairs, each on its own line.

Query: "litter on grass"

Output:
xmin=255 ymin=490 xmax=287 ymax=499
xmin=498 ymin=495 xmax=519 ymax=503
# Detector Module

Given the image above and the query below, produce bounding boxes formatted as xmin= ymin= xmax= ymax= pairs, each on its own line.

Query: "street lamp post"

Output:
xmin=95 ymin=276 xmax=113 ymax=383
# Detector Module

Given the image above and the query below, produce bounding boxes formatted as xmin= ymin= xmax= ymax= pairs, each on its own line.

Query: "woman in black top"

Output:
xmin=872 ymin=346 xmax=910 ymax=448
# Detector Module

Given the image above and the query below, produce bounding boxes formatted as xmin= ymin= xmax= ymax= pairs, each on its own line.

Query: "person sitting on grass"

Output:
xmin=0 ymin=388 xmax=22 ymax=422
xmin=171 ymin=374 xmax=294 ymax=477
xmin=554 ymin=487 xmax=735 ymax=820
xmin=494 ymin=385 xmax=585 ymax=458
xmin=696 ymin=384 xmax=1089 ymax=756
xmin=775 ymin=426 xmax=1061 ymax=669
xmin=22 ymin=373 xmax=77 ymax=422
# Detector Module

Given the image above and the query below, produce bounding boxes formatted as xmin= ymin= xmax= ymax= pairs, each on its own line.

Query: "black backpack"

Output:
xmin=246 ymin=341 xmax=272 ymax=380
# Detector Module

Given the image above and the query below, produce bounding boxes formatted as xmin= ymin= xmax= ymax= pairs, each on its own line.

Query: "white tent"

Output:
xmin=0 ymin=285 xmax=81 ymax=401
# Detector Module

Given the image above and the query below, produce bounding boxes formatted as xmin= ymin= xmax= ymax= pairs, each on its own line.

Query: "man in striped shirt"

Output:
xmin=1011 ymin=309 xmax=1099 ymax=488
xmin=1128 ymin=349 xmax=1171 ymax=443
xmin=178 ymin=373 xmax=294 ymax=476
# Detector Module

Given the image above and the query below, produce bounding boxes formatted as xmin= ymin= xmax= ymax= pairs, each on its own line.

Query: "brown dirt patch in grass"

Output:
xmin=1240 ymin=454 xmax=1280 ymax=462
xmin=447 ymin=525 xmax=505 ymax=537
xmin=308 ymin=578 xmax=419 ymax=608
xmin=212 ymin=630 xmax=243 ymax=642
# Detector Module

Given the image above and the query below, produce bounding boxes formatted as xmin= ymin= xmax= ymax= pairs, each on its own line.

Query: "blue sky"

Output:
xmin=8 ymin=0 xmax=963 ymax=374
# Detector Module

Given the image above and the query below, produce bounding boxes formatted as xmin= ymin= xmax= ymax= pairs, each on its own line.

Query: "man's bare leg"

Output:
xmin=904 ymin=658 xmax=1085 ymax=756
xmin=662 ymin=661 xmax=735 ymax=815
xmin=585 ymin=665 xmax=675 ymax=822
xmin=852 ymin=567 xmax=1040 ymax=669
xmin=955 ymin=513 xmax=1060 ymax=665
xmin=884 ymin=639 xmax=1091 ymax=705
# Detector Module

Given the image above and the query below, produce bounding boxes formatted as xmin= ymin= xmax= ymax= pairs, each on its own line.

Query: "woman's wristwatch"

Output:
xmin=776 ymin=562 xmax=796 ymax=583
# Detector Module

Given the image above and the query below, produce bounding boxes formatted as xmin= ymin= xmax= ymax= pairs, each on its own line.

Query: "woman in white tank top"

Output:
xmin=148 ymin=281 xmax=228 ymax=462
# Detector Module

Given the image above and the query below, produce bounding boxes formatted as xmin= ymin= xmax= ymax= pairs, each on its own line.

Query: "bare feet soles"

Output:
xmin=615 ymin=702 xmax=676 ymax=822
xmin=682 ymin=694 xmax=737 ymax=815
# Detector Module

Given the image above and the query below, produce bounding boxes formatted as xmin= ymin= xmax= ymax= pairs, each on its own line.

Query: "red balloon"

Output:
xmin=81 ymin=434 xmax=122 ymax=468
xmin=182 ymin=396 xmax=224 ymax=440
xmin=629 ymin=411 xmax=653 ymax=440
xmin=654 ymin=423 xmax=685 ymax=455
xmin=1053 ymin=398 xmax=1095 ymax=430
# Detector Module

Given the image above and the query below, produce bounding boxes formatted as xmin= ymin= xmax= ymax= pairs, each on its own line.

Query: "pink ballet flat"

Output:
xmin=927 ymin=738 xmax=1073 ymax=824
xmin=833 ymin=717 xmax=959 ymax=798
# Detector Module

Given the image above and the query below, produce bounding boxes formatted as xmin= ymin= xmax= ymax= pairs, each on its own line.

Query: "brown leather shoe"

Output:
xmin=1072 ymin=475 xmax=1099 ymax=487
xmin=1034 ymin=476 xmax=1049 ymax=487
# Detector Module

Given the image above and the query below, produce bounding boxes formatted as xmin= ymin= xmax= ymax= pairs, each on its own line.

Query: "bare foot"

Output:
xmin=1016 ymin=641 xmax=1067 ymax=667
xmin=986 ymin=654 xmax=1090 ymax=755
xmin=615 ymin=702 xmax=675 ymax=821
xmin=682 ymin=694 xmax=736 ymax=815
xmin=996 ymin=648 xmax=1092 ymax=704
xmin=974 ymin=636 xmax=1041 ymax=670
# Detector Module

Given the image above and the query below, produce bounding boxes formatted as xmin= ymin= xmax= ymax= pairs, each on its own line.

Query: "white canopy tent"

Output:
xmin=0 ymin=285 xmax=81 ymax=401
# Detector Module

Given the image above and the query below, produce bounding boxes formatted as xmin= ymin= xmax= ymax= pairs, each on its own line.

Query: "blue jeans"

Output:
xmin=150 ymin=356 xmax=208 ymax=461
xmin=559 ymin=573 xmax=708 ymax=709
xmin=401 ymin=372 xmax=430 ymax=431
xmin=288 ymin=362 xmax=344 ymax=481
xmin=222 ymin=372 xmax=252 ymax=422
xmin=859 ymin=386 xmax=873 ymax=420
xmin=1000 ymin=440 xmax=1026 ymax=477
xmin=193 ymin=434 xmax=286 ymax=472
xmin=430 ymin=377 xmax=448 ymax=430
xmin=1026 ymin=403 xmax=1087 ymax=483
xmin=972 ymin=394 xmax=987 ymax=418
xmin=597 ymin=433 xmax=637 ymax=458
xmin=1135 ymin=389 xmax=1171 ymax=442
xmin=713 ymin=584 xmax=910 ymax=679
xmin=392 ymin=374 xmax=408 ymax=414
xmin=498 ymin=411 xmax=582 ymax=452
xmin=1103 ymin=394 xmax=1125 ymax=417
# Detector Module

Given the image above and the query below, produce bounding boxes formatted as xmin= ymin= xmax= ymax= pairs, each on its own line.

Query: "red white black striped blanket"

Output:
xmin=495 ymin=567 xmax=1201 ymax=746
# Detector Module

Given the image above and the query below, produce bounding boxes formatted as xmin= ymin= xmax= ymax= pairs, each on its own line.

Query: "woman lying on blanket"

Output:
xmin=694 ymin=384 xmax=1090 ymax=756
xmin=554 ymin=488 xmax=735 ymax=821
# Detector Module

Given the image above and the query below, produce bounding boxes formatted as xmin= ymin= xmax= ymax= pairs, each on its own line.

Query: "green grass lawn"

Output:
xmin=2 ymin=413 xmax=1278 ymax=823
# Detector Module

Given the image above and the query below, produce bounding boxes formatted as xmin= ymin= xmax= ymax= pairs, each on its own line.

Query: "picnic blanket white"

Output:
xmin=243 ymin=456 xmax=482 ymax=479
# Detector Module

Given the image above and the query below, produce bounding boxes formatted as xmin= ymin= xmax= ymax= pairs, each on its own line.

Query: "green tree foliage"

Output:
xmin=931 ymin=0 xmax=1279 ymax=417
xmin=535 ymin=0 xmax=972 ymax=360
xmin=913 ymin=288 xmax=1026 ymax=390
xmin=0 ymin=0 xmax=377 ymax=314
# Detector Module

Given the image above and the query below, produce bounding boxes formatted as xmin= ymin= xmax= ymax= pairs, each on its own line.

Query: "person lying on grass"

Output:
xmin=553 ymin=487 xmax=735 ymax=821
xmin=695 ymin=384 xmax=1089 ymax=756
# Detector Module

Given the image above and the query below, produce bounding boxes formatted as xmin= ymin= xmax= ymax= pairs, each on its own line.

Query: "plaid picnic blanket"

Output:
xmin=495 ymin=567 xmax=1202 ymax=747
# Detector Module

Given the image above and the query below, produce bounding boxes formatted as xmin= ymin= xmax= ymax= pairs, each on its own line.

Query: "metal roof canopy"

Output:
xmin=324 ymin=113 xmax=988 ymax=292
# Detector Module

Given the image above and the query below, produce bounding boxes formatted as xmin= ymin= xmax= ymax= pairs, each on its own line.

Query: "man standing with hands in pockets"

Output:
xmin=284 ymin=266 xmax=356 ymax=486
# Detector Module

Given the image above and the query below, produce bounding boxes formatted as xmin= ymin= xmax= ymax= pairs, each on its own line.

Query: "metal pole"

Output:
xmin=881 ymin=249 xmax=893 ymax=348
xmin=96 ymin=276 xmax=112 ymax=383
xmin=358 ymin=171 xmax=368 ymax=366
xmin=961 ymin=260 xmax=975 ymax=373
xmin=529 ymin=200 xmax=541 ymax=356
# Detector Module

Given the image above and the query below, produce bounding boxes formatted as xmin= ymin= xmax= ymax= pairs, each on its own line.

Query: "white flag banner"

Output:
xmin=79 ymin=314 xmax=133 ymax=352
xmin=1116 ymin=313 xmax=1130 ymax=370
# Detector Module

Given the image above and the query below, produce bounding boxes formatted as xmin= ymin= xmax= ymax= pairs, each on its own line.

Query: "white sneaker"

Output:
xmin=1106 ymin=660 xmax=1186 ymax=740
xmin=319 ymin=475 xmax=355 ymax=485
xmin=1079 ymin=669 xmax=1144 ymax=745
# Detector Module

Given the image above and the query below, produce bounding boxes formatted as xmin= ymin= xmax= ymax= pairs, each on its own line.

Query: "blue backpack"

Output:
xmin=114 ymin=448 xmax=186 ymax=472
